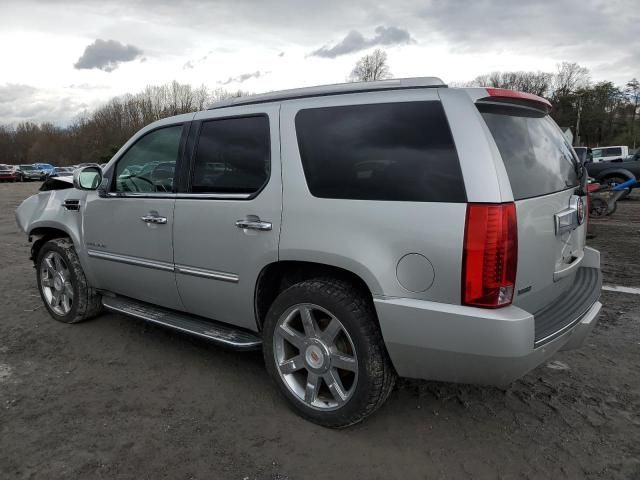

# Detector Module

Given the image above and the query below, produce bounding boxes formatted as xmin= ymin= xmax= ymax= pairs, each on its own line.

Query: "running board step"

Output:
xmin=102 ymin=296 xmax=262 ymax=350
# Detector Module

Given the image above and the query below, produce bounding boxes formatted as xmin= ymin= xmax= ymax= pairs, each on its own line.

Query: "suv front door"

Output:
xmin=83 ymin=121 xmax=189 ymax=309
xmin=173 ymin=105 xmax=281 ymax=331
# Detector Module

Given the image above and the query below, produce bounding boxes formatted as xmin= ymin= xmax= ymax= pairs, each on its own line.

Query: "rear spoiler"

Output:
xmin=478 ymin=88 xmax=552 ymax=113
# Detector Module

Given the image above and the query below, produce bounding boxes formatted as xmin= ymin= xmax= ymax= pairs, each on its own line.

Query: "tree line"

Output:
xmin=465 ymin=62 xmax=639 ymax=149
xmin=1 ymin=56 xmax=638 ymax=166
xmin=0 ymin=83 xmax=246 ymax=166
xmin=350 ymin=51 xmax=639 ymax=150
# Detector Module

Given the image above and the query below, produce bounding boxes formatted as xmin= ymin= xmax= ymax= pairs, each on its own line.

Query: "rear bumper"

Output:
xmin=374 ymin=248 xmax=602 ymax=387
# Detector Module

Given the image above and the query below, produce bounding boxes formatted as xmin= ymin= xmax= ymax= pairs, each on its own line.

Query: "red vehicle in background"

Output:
xmin=0 ymin=164 xmax=17 ymax=182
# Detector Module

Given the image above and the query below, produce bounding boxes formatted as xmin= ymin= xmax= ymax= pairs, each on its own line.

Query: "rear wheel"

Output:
xmin=36 ymin=238 xmax=102 ymax=323
xmin=263 ymin=278 xmax=396 ymax=428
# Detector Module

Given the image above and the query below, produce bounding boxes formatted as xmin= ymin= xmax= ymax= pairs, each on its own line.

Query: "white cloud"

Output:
xmin=0 ymin=0 xmax=637 ymax=125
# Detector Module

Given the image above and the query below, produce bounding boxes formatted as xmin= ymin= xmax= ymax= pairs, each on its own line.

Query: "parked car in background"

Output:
xmin=591 ymin=146 xmax=628 ymax=163
xmin=16 ymin=79 xmax=602 ymax=427
xmin=573 ymin=147 xmax=592 ymax=164
xmin=32 ymin=163 xmax=56 ymax=176
xmin=586 ymin=151 xmax=640 ymax=198
xmin=15 ymin=164 xmax=46 ymax=181
xmin=0 ymin=164 xmax=17 ymax=182
xmin=49 ymin=167 xmax=74 ymax=177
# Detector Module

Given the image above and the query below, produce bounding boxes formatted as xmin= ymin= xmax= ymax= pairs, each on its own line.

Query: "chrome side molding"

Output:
xmin=175 ymin=265 xmax=239 ymax=283
xmin=87 ymin=249 xmax=239 ymax=282
xmin=87 ymin=250 xmax=175 ymax=272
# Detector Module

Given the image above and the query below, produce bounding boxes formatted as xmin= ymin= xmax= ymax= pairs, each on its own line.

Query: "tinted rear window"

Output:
xmin=295 ymin=101 xmax=466 ymax=202
xmin=478 ymin=104 xmax=579 ymax=200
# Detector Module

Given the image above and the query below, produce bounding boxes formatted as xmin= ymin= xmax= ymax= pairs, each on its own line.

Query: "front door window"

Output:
xmin=114 ymin=125 xmax=183 ymax=193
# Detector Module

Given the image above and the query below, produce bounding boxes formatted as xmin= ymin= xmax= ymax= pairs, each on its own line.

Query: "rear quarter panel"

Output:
xmin=279 ymin=89 xmax=470 ymax=303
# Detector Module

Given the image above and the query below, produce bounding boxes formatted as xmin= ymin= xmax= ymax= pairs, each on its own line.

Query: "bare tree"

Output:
xmin=349 ymin=49 xmax=391 ymax=82
xmin=468 ymin=70 xmax=552 ymax=96
xmin=553 ymin=62 xmax=590 ymax=97
xmin=625 ymin=78 xmax=639 ymax=149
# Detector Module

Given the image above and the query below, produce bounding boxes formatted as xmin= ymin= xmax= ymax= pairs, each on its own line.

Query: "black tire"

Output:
xmin=602 ymin=175 xmax=631 ymax=199
xmin=36 ymin=238 xmax=102 ymax=323
xmin=263 ymin=277 xmax=396 ymax=428
xmin=589 ymin=198 xmax=609 ymax=218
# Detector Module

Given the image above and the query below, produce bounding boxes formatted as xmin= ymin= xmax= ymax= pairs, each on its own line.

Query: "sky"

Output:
xmin=0 ymin=0 xmax=638 ymax=126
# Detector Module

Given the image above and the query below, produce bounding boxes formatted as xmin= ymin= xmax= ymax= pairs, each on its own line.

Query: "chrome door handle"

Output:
xmin=235 ymin=217 xmax=272 ymax=231
xmin=141 ymin=214 xmax=167 ymax=224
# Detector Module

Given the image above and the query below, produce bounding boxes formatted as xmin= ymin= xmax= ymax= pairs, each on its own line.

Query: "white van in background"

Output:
xmin=591 ymin=146 xmax=628 ymax=162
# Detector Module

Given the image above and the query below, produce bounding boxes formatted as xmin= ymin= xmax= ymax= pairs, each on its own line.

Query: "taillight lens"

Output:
xmin=462 ymin=203 xmax=518 ymax=308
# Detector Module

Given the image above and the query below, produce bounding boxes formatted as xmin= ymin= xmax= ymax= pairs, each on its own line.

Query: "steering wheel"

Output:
xmin=118 ymin=174 xmax=156 ymax=193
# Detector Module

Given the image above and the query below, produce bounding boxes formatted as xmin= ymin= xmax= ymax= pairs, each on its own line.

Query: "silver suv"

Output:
xmin=16 ymin=78 xmax=602 ymax=427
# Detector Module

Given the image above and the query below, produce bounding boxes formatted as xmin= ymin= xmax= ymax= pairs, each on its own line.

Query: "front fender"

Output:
xmin=15 ymin=189 xmax=90 ymax=273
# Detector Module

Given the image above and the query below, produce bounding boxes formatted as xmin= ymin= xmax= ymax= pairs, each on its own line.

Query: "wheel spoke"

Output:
xmin=276 ymin=324 xmax=305 ymax=349
xmin=321 ymin=318 xmax=342 ymax=343
xmin=50 ymin=291 xmax=61 ymax=307
xmin=52 ymin=254 xmax=62 ymax=272
xmin=300 ymin=306 xmax=317 ymax=338
xmin=60 ymin=294 xmax=69 ymax=312
xmin=64 ymin=282 xmax=74 ymax=298
xmin=323 ymin=369 xmax=348 ymax=405
xmin=304 ymin=372 xmax=321 ymax=404
xmin=41 ymin=277 xmax=54 ymax=288
xmin=331 ymin=352 xmax=357 ymax=372
xmin=44 ymin=257 xmax=56 ymax=275
xmin=278 ymin=355 xmax=305 ymax=375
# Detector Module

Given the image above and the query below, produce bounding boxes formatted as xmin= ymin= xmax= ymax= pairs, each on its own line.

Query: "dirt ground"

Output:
xmin=0 ymin=182 xmax=638 ymax=480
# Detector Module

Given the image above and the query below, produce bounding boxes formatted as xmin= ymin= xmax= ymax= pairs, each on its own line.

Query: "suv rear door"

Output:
xmin=477 ymin=101 xmax=586 ymax=314
xmin=172 ymin=105 xmax=281 ymax=331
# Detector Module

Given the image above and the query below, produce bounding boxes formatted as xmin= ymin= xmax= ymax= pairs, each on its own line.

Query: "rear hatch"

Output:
xmin=477 ymin=100 xmax=586 ymax=314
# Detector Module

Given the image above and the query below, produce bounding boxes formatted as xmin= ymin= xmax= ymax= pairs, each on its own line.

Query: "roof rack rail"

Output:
xmin=208 ymin=77 xmax=447 ymax=110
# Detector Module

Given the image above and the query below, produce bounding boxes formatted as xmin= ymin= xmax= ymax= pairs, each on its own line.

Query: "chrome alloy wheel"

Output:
xmin=40 ymin=251 xmax=74 ymax=316
xmin=273 ymin=303 xmax=358 ymax=410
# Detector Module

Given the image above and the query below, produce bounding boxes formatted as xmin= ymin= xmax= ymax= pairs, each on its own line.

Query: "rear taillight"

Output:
xmin=462 ymin=203 xmax=518 ymax=308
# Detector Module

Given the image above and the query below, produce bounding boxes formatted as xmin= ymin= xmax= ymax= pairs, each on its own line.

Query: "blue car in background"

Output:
xmin=32 ymin=163 xmax=56 ymax=176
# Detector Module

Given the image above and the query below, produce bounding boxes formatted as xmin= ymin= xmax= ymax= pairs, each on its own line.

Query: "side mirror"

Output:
xmin=73 ymin=166 xmax=103 ymax=191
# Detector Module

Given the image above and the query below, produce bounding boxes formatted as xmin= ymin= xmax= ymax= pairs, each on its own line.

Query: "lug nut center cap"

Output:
xmin=53 ymin=277 xmax=63 ymax=291
xmin=305 ymin=345 xmax=325 ymax=369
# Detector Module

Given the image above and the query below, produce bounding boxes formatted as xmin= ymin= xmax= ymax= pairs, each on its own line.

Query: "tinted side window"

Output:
xmin=191 ymin=116 xmax=270 ymax=194
xmin=295 ymin=102 xmax=466 ymax=202
xmin=114 ymin=125 xmax=183 ymax=193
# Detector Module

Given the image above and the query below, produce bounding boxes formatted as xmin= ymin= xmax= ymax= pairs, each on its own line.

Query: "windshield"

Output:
xmin=21 ymin=165 xmax=34 ymax=170
xmin=478 ymin=103 xmax=579 ymax=200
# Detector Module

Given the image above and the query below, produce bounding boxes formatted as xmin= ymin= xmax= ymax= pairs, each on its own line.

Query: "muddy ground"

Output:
xmin=0 ymin=182 xmax=638 ymax=479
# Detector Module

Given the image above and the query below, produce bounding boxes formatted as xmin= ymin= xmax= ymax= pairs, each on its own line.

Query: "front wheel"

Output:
xmin=263 ymin=278 xmax=396 ymax=428
xmin=36 ymin=238 xmax=102 ymax=323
